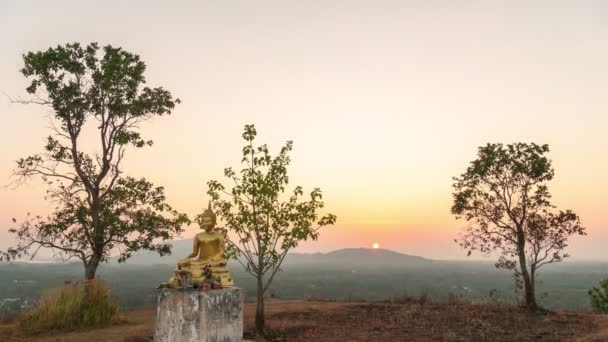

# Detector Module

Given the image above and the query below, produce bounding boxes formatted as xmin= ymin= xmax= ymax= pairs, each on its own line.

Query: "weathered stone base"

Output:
xmin=154 ymin=287 xmax=244 ymax=342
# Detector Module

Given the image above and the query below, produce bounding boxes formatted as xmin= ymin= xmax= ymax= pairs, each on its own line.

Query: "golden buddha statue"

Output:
xmin=168 ymin=203 xmax=234 ymax=287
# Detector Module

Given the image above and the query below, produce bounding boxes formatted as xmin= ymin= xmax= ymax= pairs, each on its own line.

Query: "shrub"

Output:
xmin=390 ymin=292 xmax=417 ymax=304
xmin=417 ymin=291 xmax=430 ymax=305
xmin=20 ymin=279 xmax=120 ymax=333
xmin=588 ymin=279 xmax=608 ymax=314
xmin=447 ymin=292 xmax=466 ymax=305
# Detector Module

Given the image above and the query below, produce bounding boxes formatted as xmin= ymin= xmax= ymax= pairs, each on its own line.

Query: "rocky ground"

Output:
xmin=1 ymin=300 xmax=607 ymax=341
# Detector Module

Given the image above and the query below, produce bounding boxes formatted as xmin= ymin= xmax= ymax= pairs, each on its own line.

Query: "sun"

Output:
xmin=372 ymin=242 xmax=380 ymax=249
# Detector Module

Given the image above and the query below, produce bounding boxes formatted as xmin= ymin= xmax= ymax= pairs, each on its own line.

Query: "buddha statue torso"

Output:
xmin=190 ymin=231 xmax=224 ymax=261
xmin=168 ymin=203 xmax=234 ymax=287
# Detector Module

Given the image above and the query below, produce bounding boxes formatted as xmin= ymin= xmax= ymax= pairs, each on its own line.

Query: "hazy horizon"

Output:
xmin=1 ymin=0 xmax=607 ymax=261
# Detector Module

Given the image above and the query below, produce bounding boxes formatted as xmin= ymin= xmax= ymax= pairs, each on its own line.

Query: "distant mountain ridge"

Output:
xmin=120 ymin=240 xmax=432 ymax=267
xmin=285 ymin=247 xmax=432 ymax=267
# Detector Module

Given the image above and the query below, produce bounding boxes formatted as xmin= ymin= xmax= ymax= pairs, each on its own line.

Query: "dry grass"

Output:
xmin=1 ymin=300 xmax=607 ymax=341
xmin=246 ymin=301 xmax=602 ymax=342
xmin=17 ymin=279 xmax=121 ymax=334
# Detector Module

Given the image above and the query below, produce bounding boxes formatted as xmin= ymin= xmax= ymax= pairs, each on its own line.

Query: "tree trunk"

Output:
xmin=84 ymin=258 xmax=100 ymax=280
xmin=520 ymin=266 xmax=537 ymax=309
xmin=516 ymin=229 xmax=537 ymax=310
xmin=255 ymin=274 xmax=265 ymax=341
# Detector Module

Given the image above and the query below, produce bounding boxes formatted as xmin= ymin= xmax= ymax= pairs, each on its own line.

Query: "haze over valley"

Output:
xmin=2 ymin=246 xmax=606 ymax=320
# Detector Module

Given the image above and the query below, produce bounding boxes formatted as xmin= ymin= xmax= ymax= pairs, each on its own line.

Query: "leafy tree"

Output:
xmin=451 ymin=143 xmax=585 ymax=310
xmin=206 ymin=124 xmax=336 ymax=338
xmin=2 ymin=43 xmax=189 ymax=280
xmin=589 ymin=279 xmax=608 ymax=314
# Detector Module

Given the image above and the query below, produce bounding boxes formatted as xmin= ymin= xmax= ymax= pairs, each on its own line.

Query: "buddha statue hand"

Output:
xmin=178 ymin=258 xmax=192 ymax=267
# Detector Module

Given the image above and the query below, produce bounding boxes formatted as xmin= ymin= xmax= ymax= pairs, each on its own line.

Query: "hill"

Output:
xmin=121 ymin=242 xmax=432 ymax=267
xmin=1 ymin=300 xmax=607 ymax=341
xmin=283 ymin=247 xmax=431 ymax=267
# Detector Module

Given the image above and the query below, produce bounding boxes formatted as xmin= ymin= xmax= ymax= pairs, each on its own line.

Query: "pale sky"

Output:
xmin=0 ymin=0 xmax=606 ymax=260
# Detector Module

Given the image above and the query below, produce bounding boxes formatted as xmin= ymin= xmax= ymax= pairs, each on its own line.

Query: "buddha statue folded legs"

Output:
xmin=168 ymin=203 xmax=235 ymax=287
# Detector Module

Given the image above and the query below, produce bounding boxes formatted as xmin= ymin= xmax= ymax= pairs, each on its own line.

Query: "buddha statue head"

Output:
xmin=199 ymin=202 xmax=217 ymax=232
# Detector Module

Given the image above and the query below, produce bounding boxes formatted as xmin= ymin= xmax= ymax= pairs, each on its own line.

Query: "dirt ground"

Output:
xmin=1 ymin=300 xmax=607 ymax=342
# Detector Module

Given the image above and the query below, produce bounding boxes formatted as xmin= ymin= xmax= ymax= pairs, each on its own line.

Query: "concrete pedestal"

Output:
xmin=154 ymin=287 xmax=244 ymax=342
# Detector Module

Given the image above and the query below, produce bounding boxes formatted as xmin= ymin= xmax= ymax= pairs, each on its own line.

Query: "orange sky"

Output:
xmin=0 ymin=0 xmax=606 ymax=260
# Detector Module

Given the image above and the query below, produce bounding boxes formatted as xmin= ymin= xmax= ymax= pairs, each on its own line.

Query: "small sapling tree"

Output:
xmin=206 ymin=124 xmax=336 ymax=338
xmin=589 ymin=279 xmax=608 ymax=314
xmin=452 ymin=143 xmax=585 ymax=310
xmin=2 ymin=43 xmax=189 ymax=279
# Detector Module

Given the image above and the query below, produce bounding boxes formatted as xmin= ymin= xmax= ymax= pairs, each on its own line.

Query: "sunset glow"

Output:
xmin=0 ymin=1 xmax=607 ymax=261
